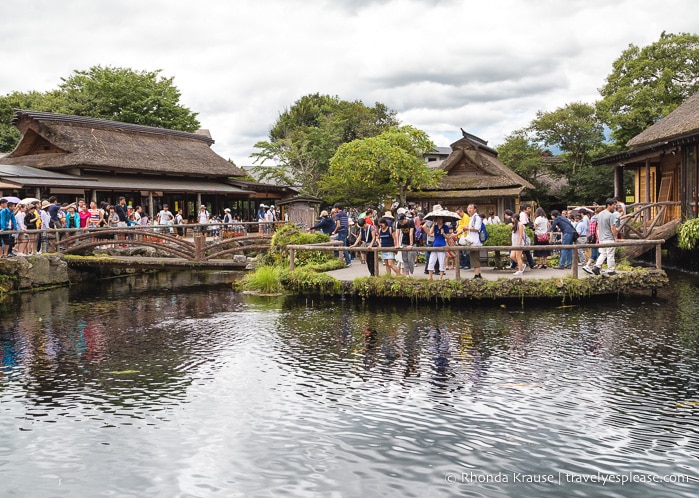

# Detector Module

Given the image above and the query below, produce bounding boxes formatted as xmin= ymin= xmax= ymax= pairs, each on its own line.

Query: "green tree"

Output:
xmin=0 ymin=66 xmax=200 ymax=153
xmin=318 ymin=125 xmax=443 ymax=206
xmin=252 ymin=93 xmax=399 ymax=195
xmin=57 ymin=65 xmax=200 ymax=131
xmin=597 ymin=31 xmax=699 ymax=146
xmin=496 ymin=129 xmax=550 ymax=203
xmin=530 ymin=102 xmax=604 ymax=176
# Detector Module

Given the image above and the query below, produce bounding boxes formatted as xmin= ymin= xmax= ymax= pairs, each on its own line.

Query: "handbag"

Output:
xmin=458 ymin=235 xmax=471 ymax=246
xmin=536 ymin=233 xmax=549 ymax=243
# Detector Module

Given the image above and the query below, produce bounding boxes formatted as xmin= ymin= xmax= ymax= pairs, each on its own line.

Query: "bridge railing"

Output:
xmin=287 ymin=239 xmax=665 ymax=279
xmin=2 ymin=223 xmax=275 ymax=261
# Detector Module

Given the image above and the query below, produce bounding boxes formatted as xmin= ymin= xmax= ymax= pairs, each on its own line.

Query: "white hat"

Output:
xmin=397 ymin=207 xmax=406 ymax=215
xmin=319 ymin=210 xmax=329 ymax=218
xmin=270 ymin=205 xmax=275 ymax=208
xmin=260 ymin=204 xmax=267 ymax=208
xmin=383 ymin=211 xmax=394 ymax=219
xmin=200 ymin=205 xmax=206 ymax=209
xmin=224 ymin=208 xmax=231 ymax=212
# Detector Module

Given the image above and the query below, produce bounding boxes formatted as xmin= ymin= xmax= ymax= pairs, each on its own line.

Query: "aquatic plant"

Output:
xmin=241 ymin=265 xmax=284 ymax=294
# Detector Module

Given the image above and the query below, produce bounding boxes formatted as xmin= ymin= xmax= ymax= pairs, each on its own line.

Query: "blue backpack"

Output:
xmin=478 ymin=217 xmax=489 ymax=243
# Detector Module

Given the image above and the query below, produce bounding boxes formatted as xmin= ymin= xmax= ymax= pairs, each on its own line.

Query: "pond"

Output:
xmin=1 ymin=271 xmax=698 ymax=497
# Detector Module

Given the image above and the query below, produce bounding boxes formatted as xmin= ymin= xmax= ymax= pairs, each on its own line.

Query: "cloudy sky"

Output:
xmin=2 ymin=0 xmax=698 ymax=165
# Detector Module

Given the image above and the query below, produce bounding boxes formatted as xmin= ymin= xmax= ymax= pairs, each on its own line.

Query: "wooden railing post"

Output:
xmin=194 ymin=234 xmax=205 ymax=261
xmin=289 ymin=248 xmax=295 ymax=271
xmin=572 ymin=244 xmax=579 ymax=279
xmin=374 ymin=248 xmax=380 ymax=276
xmin=455 ymin=249 xmax=461 ymax=280
xmin=656 ymin=242 xmax=663 ymax=269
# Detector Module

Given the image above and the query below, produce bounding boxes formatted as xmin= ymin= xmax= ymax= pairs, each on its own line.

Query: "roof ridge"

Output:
xmin=12 ymin=109 xmax=214 ymax=145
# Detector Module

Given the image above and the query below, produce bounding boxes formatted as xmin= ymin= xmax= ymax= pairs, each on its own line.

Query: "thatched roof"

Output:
xmin=422 ymin=132 xmax=534 ymax=192
xmin=627 ymin=91 xmax=699 ymax=148
xmin=0 ymin=110 xmax=247 ymax=178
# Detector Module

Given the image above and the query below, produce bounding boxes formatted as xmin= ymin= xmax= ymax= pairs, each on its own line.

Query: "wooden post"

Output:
xmin=289 ymin=248 xmax=295 ymax=271
xmin=194 ymin=234 xmax=205 ymax=261
xmin=455 ymin=249 xmax=461 ymax=280
xmin=572 ymin=243 xmax=579 ymax=279
xmin=656 ymin=242 xmax=662 ymax=269
xmin=374 ymin=248 xmax=380 ymax=276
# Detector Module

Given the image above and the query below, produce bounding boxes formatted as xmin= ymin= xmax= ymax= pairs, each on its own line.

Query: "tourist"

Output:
xmin=256 ymin=204 xmax=266 ymax=234
xmin=264 ymin=204 xmax=275 ymax=234
xmin=24 ymin=202 xmax=40 ymax=255
xmin=157 ymin=204 xmax=174 ymax=233
xmin=175 ymin=208 xmax=185 ymax=237
xmin=503 ymin=209 xmax=517 ymax=268
xmin=395 ymin=213 xmax=415 ymax=277
xmin=421 ymin=214 xmax=439 ymax=275
xmin=14 ymin=203 xmax=29 ymax=255
xmin=350 ymin=218 xmax=377 ymax=276
xmin=484 ymin=210 xmax=501 ymax=225
xmin=198 ymin=205 xmax=210 ymax=234
xmin=511 ymin=213 xmax=526 ymax=276
xmin=583 ymin=206 xmax=603 ymax=270
xmin=331 ymin=202 xmax=352 ymax=266
xmin=574 ymin=212 xmax=590 ymax=266
xmin=463 ymin=203 xmax=483 ymax=279
xmin=453 ymin=206 xmax=471 ymax=270
xmin=107 ymin=206 xmax=120 ymax=228
xmin=584 ymin=198 xmax=619 ymax=276
xmin=87 ymin=201 xmax=103 ymax=228
xmin=115 ymin=196 xmax=128 ymax=226
xmin=0 ymin=199 xmax=18 ymax=257
xmin=78 ymin=200 xmax=90 ymax=228
xmin=426 ymin=214 xmax=449 ymax=280
xmin=47 ymin=196 xmax=61 ymax=229
xmin=532 ymin=206 xmax=550 ymax=269
xmin=377 ymin=216 xmax=400 ymax=275
xmin=39 ymin=201 xmax=52 ymax=253
xmin=549 ymin=209 xmax=577 ymax=269
xmin=64 ymin=204 xmax=80 ymax=229
xmin=518 ymin=204 xmax=536 ymax=270
xmin=309 ymin=210 xmax=334 ymax=236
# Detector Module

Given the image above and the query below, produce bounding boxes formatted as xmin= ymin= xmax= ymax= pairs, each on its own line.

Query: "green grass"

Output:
xmin=241 ymin=265 xmax=284 ymax=294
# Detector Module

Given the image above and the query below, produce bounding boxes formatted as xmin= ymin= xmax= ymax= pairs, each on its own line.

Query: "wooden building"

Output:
xmin=594 ymin=91 xmax=699 ymax=220
xmin=0 ymin=110 xmax=297 ymax=220
xmin=409 ymin=130 xmax=534 ymax=215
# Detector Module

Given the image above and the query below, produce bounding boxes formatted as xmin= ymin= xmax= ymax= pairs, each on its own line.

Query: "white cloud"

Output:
xmin=2 ymin=0 xmax=699 ymax=164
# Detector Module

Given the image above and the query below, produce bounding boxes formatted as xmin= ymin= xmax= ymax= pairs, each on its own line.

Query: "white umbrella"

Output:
xmin=3 ymin=196 xmax=21 ymax=204
xmin=424 ymin=209 xmax=461 ymax=223
xmin=20 ymin=197 xmax=40 ymax=205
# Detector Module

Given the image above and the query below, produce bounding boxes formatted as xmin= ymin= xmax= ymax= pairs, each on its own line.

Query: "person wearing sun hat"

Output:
xmin=310 ymin=209 xmax=334 ymax=236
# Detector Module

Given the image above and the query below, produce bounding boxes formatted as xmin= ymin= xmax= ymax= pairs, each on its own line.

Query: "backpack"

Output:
xmin=478 ymin=217 xmax=489 ymax=243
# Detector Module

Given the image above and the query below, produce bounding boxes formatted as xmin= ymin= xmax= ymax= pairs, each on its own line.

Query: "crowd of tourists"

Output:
xmin=0 ymin=195 xmax=254 ymax=257
xmin=309 ymin=198 xmax=628 ymax=279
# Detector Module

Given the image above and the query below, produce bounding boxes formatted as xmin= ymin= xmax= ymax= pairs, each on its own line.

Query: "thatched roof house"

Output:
xmin=2 ymin=110 xmax=246 ymax=177
xmin=0 ymin=110 xmax=297 ymax=220
xmin=593 ymin=90 xmax=699 ymax=219
xmin=408 ymin=130 xmax=534 ymax=216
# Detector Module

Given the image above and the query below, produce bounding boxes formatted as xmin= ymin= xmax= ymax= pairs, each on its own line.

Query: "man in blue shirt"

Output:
xmin=331 ymin=202 xmax=352 ymax=266
xmin=0 ymin=199 xmax=18 ymax=257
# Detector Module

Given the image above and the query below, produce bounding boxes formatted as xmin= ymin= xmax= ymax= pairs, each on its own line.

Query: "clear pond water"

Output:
xmin=1 ymin=271 xmax=698 ymax=497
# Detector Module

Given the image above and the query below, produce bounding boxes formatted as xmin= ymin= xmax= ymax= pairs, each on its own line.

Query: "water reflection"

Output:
xmin=0 ymin=272 xmax=698 ymax=497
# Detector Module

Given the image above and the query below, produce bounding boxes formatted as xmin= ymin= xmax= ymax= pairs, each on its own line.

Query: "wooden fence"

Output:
xmin=287 ymin=239 xmax=665 ymax=280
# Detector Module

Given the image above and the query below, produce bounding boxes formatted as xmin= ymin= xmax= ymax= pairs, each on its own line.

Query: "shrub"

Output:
xmin=263 ymin=223 xmax=335 ymax=267
xmin=678 ymin=218 xmax=699 ymax=250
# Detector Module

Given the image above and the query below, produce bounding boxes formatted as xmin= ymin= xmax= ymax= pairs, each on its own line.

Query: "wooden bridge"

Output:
xmin=15 ymin=223 xmax=274 ymax=270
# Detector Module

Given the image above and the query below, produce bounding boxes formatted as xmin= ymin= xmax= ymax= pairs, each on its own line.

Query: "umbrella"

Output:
xmin=574 ymin=206 xmax=594 ymax=215
xmin=424 ymin=209 xmax=461 ymax=223
xmin=3 ymin=196 xmax=21 ymax=204
xmin=20 ymin=197 xmax=40 ymax=205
